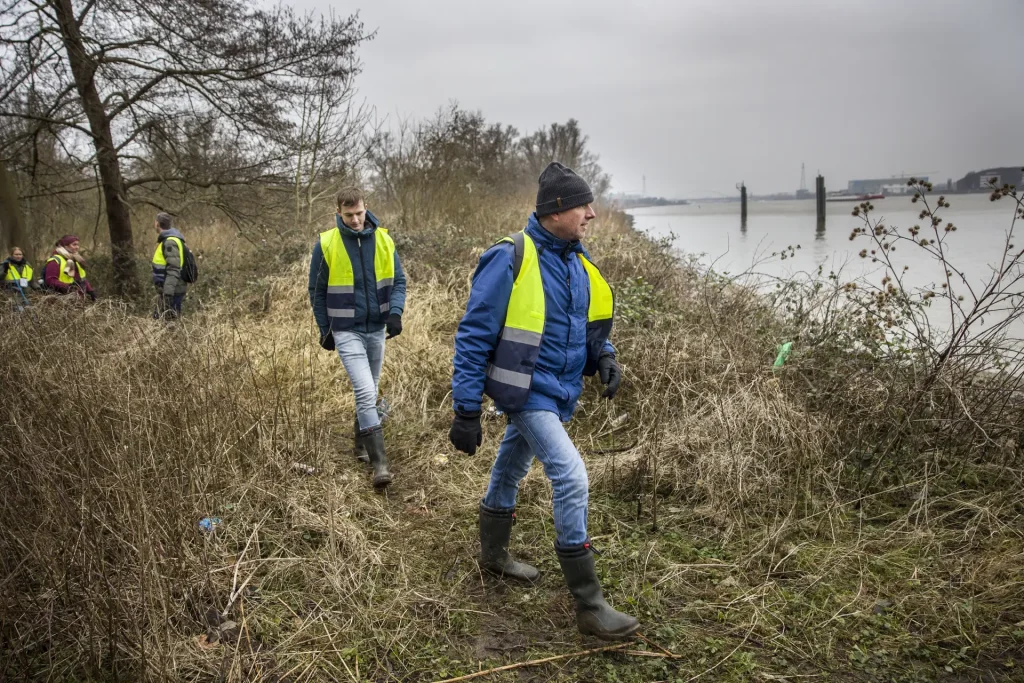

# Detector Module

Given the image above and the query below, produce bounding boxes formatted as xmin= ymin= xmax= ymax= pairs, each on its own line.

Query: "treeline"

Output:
xmin=0 ymin=0 xmax=610 ymax=297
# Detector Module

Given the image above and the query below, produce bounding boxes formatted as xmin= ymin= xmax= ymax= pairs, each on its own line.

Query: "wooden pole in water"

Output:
xmin=815 ymin=175 xmax=826 ymax=225
xmin=740 ymin=183 xmax=747 ymax=223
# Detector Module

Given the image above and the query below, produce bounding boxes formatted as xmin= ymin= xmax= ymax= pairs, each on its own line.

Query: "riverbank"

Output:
xmin=1 ymin=203 xmax=1022 ymax=681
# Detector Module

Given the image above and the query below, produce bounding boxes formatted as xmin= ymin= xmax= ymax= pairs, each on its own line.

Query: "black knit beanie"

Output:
xmin=535 ymin=162 xmax=594 ymax=217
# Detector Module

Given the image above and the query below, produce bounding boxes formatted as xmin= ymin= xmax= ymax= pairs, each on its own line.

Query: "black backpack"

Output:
xmin=179 ymin=241 xmax=199 ymax=283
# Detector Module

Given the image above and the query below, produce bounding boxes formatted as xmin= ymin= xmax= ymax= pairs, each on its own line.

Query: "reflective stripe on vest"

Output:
xmin=4 ymin=263 xmax=33 ymax=285
xmin=484 ymin=231 xmax=614 ymax=411
xmin=46 ymin=255 xmax=85 ymax=284
xmin=319 ymin=227 xmax=396 ymax=330
xmin=152 ymin=236 xmax=184 ymax=284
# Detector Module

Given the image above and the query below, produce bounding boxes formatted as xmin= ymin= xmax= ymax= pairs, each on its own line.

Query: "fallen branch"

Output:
xmin=623 ymin=650 xmax=681 ymax=658
xmin=432 ymin=642 xmax=632 ymax=683
xmin=636 ymin=632 xmax=679 ymax=657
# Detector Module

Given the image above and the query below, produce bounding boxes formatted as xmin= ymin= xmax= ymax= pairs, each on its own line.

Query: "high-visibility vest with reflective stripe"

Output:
xmin=46 ymin=254 xmax=85 ymax=284
xmin=4 ymin=262 xmax=33 ymax=287
xmin=484 ymin=231 xmax=614 ymax=411
xmin=319 ymin=226 xmax=396 ymax=331
xmin=151 ymin=236 xmax=184 ymax=285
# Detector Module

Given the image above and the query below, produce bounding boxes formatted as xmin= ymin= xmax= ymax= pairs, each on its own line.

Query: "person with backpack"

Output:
xmin=449 ymin=163 xmax=639 ymax=641
xmin=151 ymin=212 xmax=194 ymax=319
xmin=2 ymin=246 xmax=40 ymax=304
xmin=308 ymin=186 xmax=407 ymax=491
xmin=44 ymin=235 xmax=96 ymax=300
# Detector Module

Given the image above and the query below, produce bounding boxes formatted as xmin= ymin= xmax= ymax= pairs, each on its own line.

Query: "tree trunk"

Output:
xmin=50 ymin=0 xmax=138 ymax=296
xmin=0 ymin=163 xmax=26 ymax=255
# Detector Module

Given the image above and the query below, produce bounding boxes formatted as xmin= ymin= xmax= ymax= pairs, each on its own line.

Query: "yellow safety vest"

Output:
xmin=4 ymin=262 xmax=33 ymax=287
xmin=319 ymin=226 xmax=396 ymax=330
xmin=152 ymin=236 xmax=185 ymax=285
xmin=484 ymin=231 xmax=614 ymax=410
xmin=46 ymin=254 xmax=85 ymax=285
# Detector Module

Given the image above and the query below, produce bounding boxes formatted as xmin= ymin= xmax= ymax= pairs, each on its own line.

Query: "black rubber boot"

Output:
xmin=479 ymin=503 xmax=540 ymax=583
xmin=363 ymin=425 xmax=392 ymax=490
xmin=353 ymin=418 xmax=369 ymax=464
xmin=556 ymin=541 xmax=640 ymax=641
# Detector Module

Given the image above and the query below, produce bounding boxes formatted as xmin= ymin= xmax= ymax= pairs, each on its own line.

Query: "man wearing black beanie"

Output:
xmin=449 ymin=162 xmax=638 ymax=641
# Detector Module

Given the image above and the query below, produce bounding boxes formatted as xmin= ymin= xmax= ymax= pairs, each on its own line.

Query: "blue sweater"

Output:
xmin=452 ymin=214 xmax=614 ymax=421
xmin=308 ymin=211 xmax=407 ymax=335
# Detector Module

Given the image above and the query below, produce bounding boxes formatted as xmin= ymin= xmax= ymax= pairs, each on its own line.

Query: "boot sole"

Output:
xmin=580 ymin=622 xmax=641 ymax=641
xmin=481 ymin=564 xmax=541 ymax=584
xmin=373 ymin=476 xmax=392 ymax=490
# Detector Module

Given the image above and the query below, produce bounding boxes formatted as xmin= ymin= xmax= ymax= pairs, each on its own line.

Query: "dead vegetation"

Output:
xmin=1 ymin=199 xmax=1023 ymax=682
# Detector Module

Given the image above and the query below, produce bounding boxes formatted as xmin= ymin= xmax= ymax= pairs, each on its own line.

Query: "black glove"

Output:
xmin=319 ymin=329 xmax=335 ymax=351
xmin=598 ymin=353 xmax=621 ymax=399
xmin=385 ymin=313 xmax=402 ymax=339
xmin=449 ymin=409 xmax=482 ymax=455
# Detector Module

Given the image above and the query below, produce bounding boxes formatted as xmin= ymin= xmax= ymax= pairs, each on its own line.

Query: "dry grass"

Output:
xmin=1 ymin=204 xmax=1023 ymax=681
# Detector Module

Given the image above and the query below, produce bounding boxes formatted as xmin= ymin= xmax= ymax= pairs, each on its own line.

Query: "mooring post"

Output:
xmin=815 ymin=175 xmax=826 ymax=225
xmin=740 ymin=183 xmax=747 ymax=223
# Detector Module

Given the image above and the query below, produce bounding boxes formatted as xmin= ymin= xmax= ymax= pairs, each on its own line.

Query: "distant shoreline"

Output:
xmin=610 ymin=198 xmax=691 ymax=210
xmin=657 ymin=188 xmax=1002 ymax=205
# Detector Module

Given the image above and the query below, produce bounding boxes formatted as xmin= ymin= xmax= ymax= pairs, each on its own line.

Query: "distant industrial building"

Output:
xmin=956 ymin=167 xmax=1024 ymax=192
xmin=848 ymin=176 xmax=927 ymax=194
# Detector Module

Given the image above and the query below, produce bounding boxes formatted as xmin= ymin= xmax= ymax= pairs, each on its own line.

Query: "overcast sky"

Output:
xmin=300 ymin=0 xmax=1024 ymax=198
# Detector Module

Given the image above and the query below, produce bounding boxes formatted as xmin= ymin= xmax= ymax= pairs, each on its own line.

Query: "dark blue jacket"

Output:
xmin=308 ymin=210 xmax=407 ymax=335
xmin=452 ymin=213 xmax=615 ymax=421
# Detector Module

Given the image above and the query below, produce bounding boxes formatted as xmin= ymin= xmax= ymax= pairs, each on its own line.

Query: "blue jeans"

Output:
xmin=333 ymin=328 xmax=386 ymax=430
xmin=153 ymin=293 xmax=185 ymax=318
xmin=483 ymin=410 xmax=589 ymax=546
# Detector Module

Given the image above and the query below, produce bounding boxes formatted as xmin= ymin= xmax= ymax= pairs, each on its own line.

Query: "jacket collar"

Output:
xmin=157 ymin=228 xmax=185 ymax=242
xmin=336 ymin=210 xmax=379 ymax=239
xmin=525 ymin=213 xmax=582 ymax=256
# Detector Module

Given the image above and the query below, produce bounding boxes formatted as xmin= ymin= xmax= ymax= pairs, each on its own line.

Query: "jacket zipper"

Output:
xmin=357 ymin=235 xmax=371 ymax=325
xmin=560 ymin=248 xmax=573 ymax=378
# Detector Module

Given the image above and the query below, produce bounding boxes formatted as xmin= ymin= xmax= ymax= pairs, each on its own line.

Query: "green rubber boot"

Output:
xmin=556 ymin=541 xmax=639 ymax=641
xmin=363 ymin=425 xmax=392 ymax=490
xmin=479 ymin=503 xmax=540 ymax=583
xmin=353 ymin=418 xmax=369 ymax=464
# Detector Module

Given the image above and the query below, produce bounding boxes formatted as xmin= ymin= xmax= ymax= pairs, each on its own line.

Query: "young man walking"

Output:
xmin=309 ymin=187 xmax=406 ymax=490
xmin=449 ymin=162 xmax=639 ymax=641
xmin=151 ymin=212 xmax=190 ymax=319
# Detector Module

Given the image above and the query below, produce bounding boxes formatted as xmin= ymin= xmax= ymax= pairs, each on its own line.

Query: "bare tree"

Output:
xmin=0 ymin=0 xmax=368 ymax=294
xmin=0 ymin=162 xmax=25 ymax=253
xmin=291 ymin=69 xmax=369 ymax=227
xmin=520 ymin=119 xmax=611 ymax=197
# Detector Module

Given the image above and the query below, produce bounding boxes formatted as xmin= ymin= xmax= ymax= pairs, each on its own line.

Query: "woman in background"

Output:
xmin=44 ymin=235 xmax=96 ymax=300
xmin=2 ymin=246 xmax=40 ymax=294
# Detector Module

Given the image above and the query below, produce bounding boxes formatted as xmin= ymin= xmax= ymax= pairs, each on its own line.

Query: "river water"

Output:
xmin=628 ymin=193 xmax=1024 ymax=341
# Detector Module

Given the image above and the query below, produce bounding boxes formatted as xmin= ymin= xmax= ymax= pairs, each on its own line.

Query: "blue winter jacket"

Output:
xmin=452 ymin=213 xmax=615 ymax=421
xmin=308 ymin=210 xmax=407 ymax=335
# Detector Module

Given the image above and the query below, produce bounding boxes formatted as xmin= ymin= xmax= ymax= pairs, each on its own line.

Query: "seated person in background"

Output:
xmin=2 ymin=246 xmax=40 ymax=297
xmin=44 ymin=235 xmax=96 ymax=300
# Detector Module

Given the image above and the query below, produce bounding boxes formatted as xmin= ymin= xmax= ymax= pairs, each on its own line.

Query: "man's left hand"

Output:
xmin=598 ymin=353 xmax=621 ymax=399
xmin=385 ymin=313 xmax=402 ymax=339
